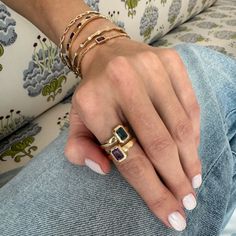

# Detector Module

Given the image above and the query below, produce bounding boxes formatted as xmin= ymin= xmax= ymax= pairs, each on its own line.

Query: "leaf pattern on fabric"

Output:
xmin=140 ymin=0 xmax=159 ymax=41
xmin=0 ymin=4 xmax=17 ymax=72
xmin=23 ymin=35 xmax=70 ymax=101
xmin=121 ymin=0 xmax=140 ymax=18
xmin=0 ymin=122 xmax=41 ymax=162
xmin=168 ymin=0 xmax=182 ymax=25
xmin=0 ymin=110 xmax=33 ymax=141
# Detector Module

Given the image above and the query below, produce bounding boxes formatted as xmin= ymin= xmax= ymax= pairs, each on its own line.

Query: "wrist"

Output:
xmin=80 ymin=36 xmax=131 ymax=78
xmin=37 ymin=0 xmax=92 ymax=44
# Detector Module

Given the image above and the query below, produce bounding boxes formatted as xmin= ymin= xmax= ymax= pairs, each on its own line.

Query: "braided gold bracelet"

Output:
xmin=71 ymin=26 xmax=127 ymax=69
xmin=59 ymin=10 xmax=99 ymax=68
xmin=74 ymin=32 xmax=130 ymax=78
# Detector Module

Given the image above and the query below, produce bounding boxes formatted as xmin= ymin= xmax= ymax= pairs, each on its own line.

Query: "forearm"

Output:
xmin=1 ymin=0 xmax=115 ymax=45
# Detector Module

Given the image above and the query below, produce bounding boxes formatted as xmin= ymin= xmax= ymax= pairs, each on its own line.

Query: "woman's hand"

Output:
xmin=64 ymin=37 xmax=202 ymax=231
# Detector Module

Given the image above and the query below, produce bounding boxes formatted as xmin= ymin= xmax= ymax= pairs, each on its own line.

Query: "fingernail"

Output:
xmin=192 ymin=174 xmax=202 ymax=189
xmin=85 ymin=159 xmax=106 ymax=175
xmin=182 ymin=193 xmax=197 ymax=210
xmin=168 ymin=211 xmax=186 ymax=231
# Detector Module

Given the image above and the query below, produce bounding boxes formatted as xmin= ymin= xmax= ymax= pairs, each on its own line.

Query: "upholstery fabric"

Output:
xmin=151 ymin=0 xmax=236 ymax=57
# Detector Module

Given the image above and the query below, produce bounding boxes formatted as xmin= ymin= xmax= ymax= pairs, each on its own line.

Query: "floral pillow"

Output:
xmin=0 ymin=0 xmax=216 ymax=141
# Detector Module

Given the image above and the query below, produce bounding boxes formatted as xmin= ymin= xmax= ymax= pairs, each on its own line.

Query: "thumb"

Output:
xmin=64 ymin=105 xmax=111 ymax=175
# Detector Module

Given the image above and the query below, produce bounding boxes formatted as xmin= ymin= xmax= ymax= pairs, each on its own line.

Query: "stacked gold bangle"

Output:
xmin=59 ymin=11 xmax=130 ymax=79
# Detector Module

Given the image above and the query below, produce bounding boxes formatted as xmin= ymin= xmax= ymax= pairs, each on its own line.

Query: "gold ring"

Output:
xmin=100 ymin=124 xmax=132 ymax=152
xmin=108 ymin=138 xmax=136 ymax=163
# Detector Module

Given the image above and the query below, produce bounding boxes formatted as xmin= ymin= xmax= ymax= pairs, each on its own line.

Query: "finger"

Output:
xmin=142 ymin=50 xmax=202 ymax=189
xmin=64 ymin=104 xmax=111 ymax=175
xmin=77 ymin=84 xmax=187 ymax=231
xmin=114 ymin=56 xmax=197 ymax=209
xmin=155 ymin=48 xmax=201 ymax=148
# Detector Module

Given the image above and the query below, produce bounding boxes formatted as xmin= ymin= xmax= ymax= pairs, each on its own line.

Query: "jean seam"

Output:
xmin=196 ymin=140 xmax=230 ymax=197
xmin=225 ymin=108 xmax=236 ymax=121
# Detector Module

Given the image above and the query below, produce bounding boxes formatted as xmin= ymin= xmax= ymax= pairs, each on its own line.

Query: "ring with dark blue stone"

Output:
xmin=113 ymin=125 xmax=131 ymax=144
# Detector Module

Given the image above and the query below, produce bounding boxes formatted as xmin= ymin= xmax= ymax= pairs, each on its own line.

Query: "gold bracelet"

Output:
xmin=59 ymin=11 xmax=99 ymax=67
xmin=66 ymin=14 xmax=109 ymax=62
xmin=75 ymin=33 xmax=130 ymax=78
xmin=71 ymin=27 xmax=127 ymax=69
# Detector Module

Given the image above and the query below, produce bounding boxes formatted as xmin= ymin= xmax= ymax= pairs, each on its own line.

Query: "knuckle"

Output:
xmin=117 ymin=155 xmax=147 ymax=179
xmin=74 ymin=89 xmax=99 ymax=119
xmin=138 ymin=50 xmax=159 ymax=63
xmin=173 ymin=119 xmax=193 ymax=143
xmin=64 ymin=143 xmax=82 ymax=165
xmin=190 ymin=101 xmax=200 ymax=117
xmin=174 ymin=177 xmax=190 ymax=192
xmin=192 ymin=158 xmax=202 ymax=173
xmin=73 ymin=86 xmax=89 ymax=108
xmin=149 ymin=191 xmax=170 ymax=211
xmin=147 ymin=136 xmax=175 ymax=155
xmin=106 ymin=56 xmax=131 ymax=85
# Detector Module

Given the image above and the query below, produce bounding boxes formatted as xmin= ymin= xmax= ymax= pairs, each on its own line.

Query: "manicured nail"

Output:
xmin=168 ymin=211 xmax=186 ymax=231
xmin=192 ymin=174 xmax=202 ymax=189
xmin=182 ymin=193 xmax=197 ymax=210
xmin=85 ymin=159 xmax=106 ymax=175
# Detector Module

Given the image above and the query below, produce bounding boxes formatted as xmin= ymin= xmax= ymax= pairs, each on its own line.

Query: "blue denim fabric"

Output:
xmin=0 ymin=44 xmax=236 ymax=236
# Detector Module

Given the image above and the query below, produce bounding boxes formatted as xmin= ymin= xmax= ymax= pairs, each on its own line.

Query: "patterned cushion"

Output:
xmin=0 ymin=0 xmax=216 ymax=141
xmin=151 ymin=0 xmax=236 ymax=58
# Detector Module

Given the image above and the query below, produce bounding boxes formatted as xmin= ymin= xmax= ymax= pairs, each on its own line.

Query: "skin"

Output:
xmin=2 ymin=0 xmax=202 ymax=230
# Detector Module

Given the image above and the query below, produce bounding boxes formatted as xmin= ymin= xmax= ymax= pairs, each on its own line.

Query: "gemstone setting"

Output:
xmin=110 ymin=146 xmax=127 ymax=162
xmin=95 ymin=36 xmax=106 ymax=44
xmin=114 ymin=125 xmax=130 ymax=144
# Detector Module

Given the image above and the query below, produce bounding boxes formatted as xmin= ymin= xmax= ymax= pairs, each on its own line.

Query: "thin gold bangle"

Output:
xmin=71 ymin=27 xmax=127 ymax=69
xmin=75 ymin=33 xmax=130 ymax=78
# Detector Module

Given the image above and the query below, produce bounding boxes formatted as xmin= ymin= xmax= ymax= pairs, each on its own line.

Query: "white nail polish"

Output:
xmin=85 ymin=159 xmax=106 ymax=175
xmin=182 ymin=193 xmax=197 ymax=210
xmin=192 ymin=174 xmax=202 ymax=189
xmin=168 ymin=211 xmax=186 ymax=231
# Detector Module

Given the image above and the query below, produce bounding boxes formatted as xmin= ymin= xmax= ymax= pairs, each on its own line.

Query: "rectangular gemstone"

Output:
xmin=116 ymin=127 xmax=128 ymax=141
xmin=111 ymin=147 xmax=125 ymax=161
xmin=95 ymin=36 xmax=106 ymax=44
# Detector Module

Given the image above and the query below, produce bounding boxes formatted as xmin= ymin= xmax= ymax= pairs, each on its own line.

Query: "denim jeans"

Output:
xmin=0 ymin=44 xmax=236 ymax=236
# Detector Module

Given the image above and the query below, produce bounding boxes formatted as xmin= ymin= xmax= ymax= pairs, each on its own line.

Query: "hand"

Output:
xmin=64 ymin=37 xmax=202 ymax=231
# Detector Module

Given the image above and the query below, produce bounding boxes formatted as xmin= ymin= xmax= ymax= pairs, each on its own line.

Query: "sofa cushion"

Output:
xmin=0 ymin=0 xmax=217 ymax=141
xmin=151 ymin=0 xmax=236 ymax=58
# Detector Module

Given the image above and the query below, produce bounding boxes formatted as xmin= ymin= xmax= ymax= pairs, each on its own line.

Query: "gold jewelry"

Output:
xmin=100 ymin=124 xmax=132 ymax=153
xmin=72 ymin=26 xmax=127 ymax=67
xmin=75 ymin=32 xmax=130 ymax=78
xmin=59 ymin=11 xmax=99 ymax=68
xmin=100 ymin=136 xmax=119 ymax=151
xmin=66 ymin=14 xmax=109 ymax=63
xmin=108 ymin=138 xmax=136 ymax=163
